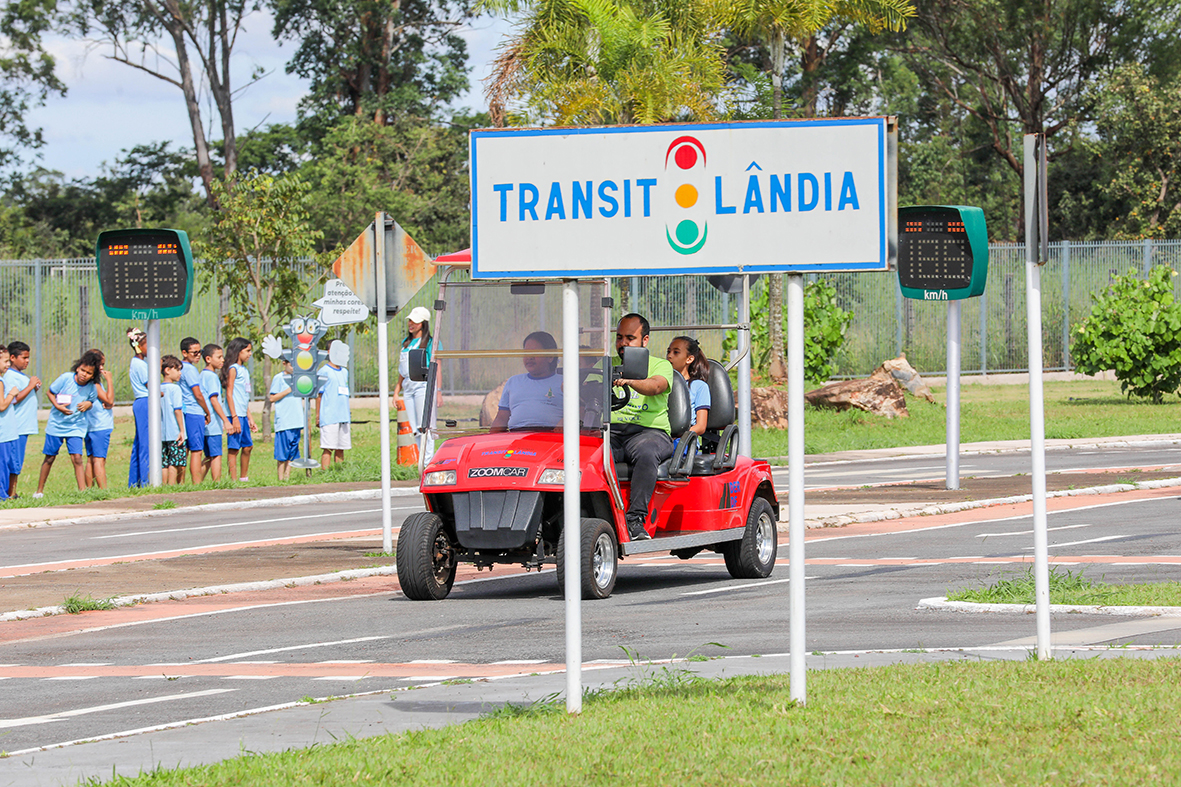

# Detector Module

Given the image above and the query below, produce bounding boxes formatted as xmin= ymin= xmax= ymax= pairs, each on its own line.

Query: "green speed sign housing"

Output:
xmin=897 ymin=206 xmax=988 ymax=301
xmin=96 ymin=228 xmax=195 ymax=319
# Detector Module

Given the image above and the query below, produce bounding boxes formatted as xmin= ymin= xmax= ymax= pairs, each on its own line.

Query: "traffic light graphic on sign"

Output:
xmin=262 ymin=316 xmax=329 ymax=398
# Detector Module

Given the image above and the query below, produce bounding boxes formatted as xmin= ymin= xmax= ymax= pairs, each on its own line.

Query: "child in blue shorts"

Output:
xmin=269 ymin=358 xmax=303 ymax=481
xmin=198 ymin=343 xmax=232 ymax=482
xmin=3 ymin=341 xmax=41 ymax=498
xmin=84 ymin=349 xmax=115 ymax=489
xmin=35 ymin=350 xmax=100 ymax=496
xmin=0 ymin=346 xmax=15 ymax=500
xmin=161 ymin=355 xmax=187 ymax=485
xmin=222 ymin=337 xmax=257 ymax=483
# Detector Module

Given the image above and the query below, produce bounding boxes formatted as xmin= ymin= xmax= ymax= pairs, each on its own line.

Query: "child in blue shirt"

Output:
xmin=666 ymin=336 xmax=712 ymax=454
xmin=35 ymin=350 xmax=101 ymax=496
xmin=198 ymin=343 xmax=232 ymax=482
xmin=316 ymin=342 xmax=351 ymax=470
xmin=268 ymin=359 xmax=303 ymax=480
xmin=3 ymin=341 xmax=41 ymax=499
xmin=221 ymin=337 xmax=257 ymax=483
xmin=85 ymin=349 xmax=115 ymax=490
xmin=0 ymin=346 xmax=15 ymax=500
xmin=160 ymin=355 xmax=187 ymax=485
xmin=179 ymin=337 xmax=211 ymax=484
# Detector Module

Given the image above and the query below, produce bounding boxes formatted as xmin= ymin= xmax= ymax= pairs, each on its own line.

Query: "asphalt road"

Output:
xmin=3 ymin=477 xmax=1181 ymax=755
xmin=5 ymin=442 xmax=1181 ymax=576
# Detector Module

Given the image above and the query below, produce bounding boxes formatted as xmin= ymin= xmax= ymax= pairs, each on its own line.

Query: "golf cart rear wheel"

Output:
xmin=556 ymin=518 xmax=618 ymax=600
xmin=723 ymin=497 xmax=777 ymax=579
xmin=397 ymin=512 xmax=457 ymax=600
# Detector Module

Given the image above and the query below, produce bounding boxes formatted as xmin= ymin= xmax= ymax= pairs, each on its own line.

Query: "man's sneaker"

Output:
xmin=626 ymin=515 xmax=651 ymax=541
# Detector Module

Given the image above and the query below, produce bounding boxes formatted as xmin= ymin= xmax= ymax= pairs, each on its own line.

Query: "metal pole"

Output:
xmin=1061 ymin=241 xmax=1071 ymax=371
xmin=738 ymin=275 xmax=752 ymax=458
xmin=146 ymin=319 xmax=163 ymax=487
xmin=562 ymin=281 xmax=582 ymax=714
xmin=945 ymin=300 xmax=961 ymax=490
xmin=979 ymin=286 xmax=988 ymax=375
xmin=787 ymin=272 xmax=805 ymax=705
xmin=376 ymin=215 xmax=393 ymax=555
xmin=1025 ymin=134 xmax=1051 ymax=660
xmin=34 ymin=259 xmax=42 ymax=384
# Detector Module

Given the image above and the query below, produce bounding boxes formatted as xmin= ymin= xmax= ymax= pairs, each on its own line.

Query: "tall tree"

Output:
xmin=0 ymin=0 xmax=67 ymax=170
xmin=72 ymin=0 xmax=265 ymax=206
xmin=482 ymin=0 xmax=728 ymax=126
xmin=270 ymin=0 xmax=471 ymax=130
xmin=717 ymin=0 xmax=914 ymax=380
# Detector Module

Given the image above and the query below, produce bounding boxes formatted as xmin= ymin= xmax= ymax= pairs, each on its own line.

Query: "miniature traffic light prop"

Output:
xmin=261 ymin=316 xmax=329 ymax=398
xmin=96 ymin=228 xmax=195 ymax=319
xmin=897 ymin=206 xmax=988 ymax=301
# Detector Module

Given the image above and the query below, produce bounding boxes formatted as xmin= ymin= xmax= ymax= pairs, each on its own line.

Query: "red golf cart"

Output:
xmin=396 ymin=275 xmax=779 ymax=600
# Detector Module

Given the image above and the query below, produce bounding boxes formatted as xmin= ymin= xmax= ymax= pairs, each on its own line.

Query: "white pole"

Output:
xmin=375 ymin=214 xmax=393 ymax=555
xmin=738 ymin=275 xmax=753 ymax=458
xmin=562 ymin=281 xmax=582 ymax=714
xmin=1025 ymin=134 xmax=1051 ymax=660
xmin=787 ymin=272 xmax=806 ymax=705
xmin=945 ymin=300 xmax=961 ymax=490
xmin=146 ymin=319 xmax=162 ymax=487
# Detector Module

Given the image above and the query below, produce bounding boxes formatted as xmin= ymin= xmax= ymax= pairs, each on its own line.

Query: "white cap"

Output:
xmin=407 ymin=306 xmax=431 ymax=324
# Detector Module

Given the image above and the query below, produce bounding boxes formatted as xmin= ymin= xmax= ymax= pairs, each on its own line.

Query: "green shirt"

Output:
xmin=611 ymin=355 xmax=674 ymax=433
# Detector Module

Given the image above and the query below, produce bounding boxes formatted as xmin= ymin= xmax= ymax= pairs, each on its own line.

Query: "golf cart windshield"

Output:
xmin=424 ymin=278 xmax=611 ymax=440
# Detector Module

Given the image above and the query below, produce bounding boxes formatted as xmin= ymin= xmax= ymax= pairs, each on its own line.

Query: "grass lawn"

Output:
xmin=4 ymin=378 xmax=1177 ymax=508
xmin=949 ymin=567 xmax=1181 ymax=607
xmin=89 ymin=658 xmax=1181 ymax=786
xmin=753 ymin=377 xmax=1181 ymax=457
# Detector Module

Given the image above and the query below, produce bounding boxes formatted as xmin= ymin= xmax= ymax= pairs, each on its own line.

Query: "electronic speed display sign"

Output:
xmin=897 ymin=206 xmax=988 ymax=301
xmin=96 ymin=228 xmax=195 ymax=319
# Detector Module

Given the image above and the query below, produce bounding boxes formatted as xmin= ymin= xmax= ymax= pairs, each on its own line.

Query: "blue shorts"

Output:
xmin=44 ymin=434 xmax=84 ymax=456
xmin=10 ymin=434 xmax=27 ymax=474
xmin=184 ymin=414 xmax=206 ymax=452
xmin=203 ymin=434 xmax=223 ymax=459
xmin=274 ymin=428 xmax=302 ymax=462
xmin=0 ymin=441 xmax=9 ymax=485
xmin=85 ymin=429 xmax=112 ymax=459
xmin=227 ymin=417 xmax=254 ymax=450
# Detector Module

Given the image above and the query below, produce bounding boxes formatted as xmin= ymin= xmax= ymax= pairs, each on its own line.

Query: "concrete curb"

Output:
xmin=794 ymin=434 xmax=1181 ymax=465
xmin=0 ymin=564 xmax=401 ymax=623
xmin=0 ymin=487 xmax=422 ymax=532
xmin=807 ymin=476 xmax=1181 ymax=528
xmin=917 ymin=596 xmax=1181 ymax=618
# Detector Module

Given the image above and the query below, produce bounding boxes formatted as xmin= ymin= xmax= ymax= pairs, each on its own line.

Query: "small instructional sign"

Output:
xmin=314 ymin=279 xmax=370 ymax=325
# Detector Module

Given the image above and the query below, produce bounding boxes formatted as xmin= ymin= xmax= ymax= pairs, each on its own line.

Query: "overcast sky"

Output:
xmin=25 ymin=10 xmax=510 ymax=179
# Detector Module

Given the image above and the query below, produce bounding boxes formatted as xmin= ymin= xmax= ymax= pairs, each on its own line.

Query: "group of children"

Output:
xmin=0 ymin=330 xmax=354 ymax=499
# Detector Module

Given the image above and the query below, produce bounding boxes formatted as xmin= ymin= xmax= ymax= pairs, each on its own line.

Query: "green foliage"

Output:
xmin=481 ymin=0 xmax=728 ymax=125
xmin=1091 ymin=64 xmax=1181 ymax=240
xmin=724 ymin=278 xmax=851 ymax=384
xmin=949 ymin=566 xmax=1181 ymax=607
xmin=61 ymin=593 xmax=117 ymax=614
xmin=0 ymin=0 xmax=66 ymax=170
xmin=1071 ymin=265 xmax=1181 ymax=403
xmin=198 ymin=170 xmax=325 ymax=341
xmin=300 ymin=115 xmax=475 ymax=256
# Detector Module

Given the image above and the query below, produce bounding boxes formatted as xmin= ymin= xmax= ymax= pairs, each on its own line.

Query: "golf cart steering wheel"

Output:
xmin=610 ymin=382 xmax=631 ymax=411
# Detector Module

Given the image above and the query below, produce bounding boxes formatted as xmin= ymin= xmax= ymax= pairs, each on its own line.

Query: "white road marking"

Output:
xmin=680 ymin=577 xmax=814 ymax=596
xmin=0 ymin=689 xmax=235 ymax=729
xmin=42 ymin=676 xmax=99 ymax=681
xmin=409 ymin=659 xmax=457 ymax=664
xmin=318 ymin=660 xmax=374 ymax=664
xmin=196 ymin=636 xmax=391 ymax=663
xmin=976 ymin=523 xmax=1093 ymax=539
xmin=59 ymin=662 xmax=113 ymax=667
xmin=313 ymin=676 xmax=370 ymax=681
xmin=1024 ymin=535 xmax=1129 ymax=550
xmin=400 ymin=675 xmax=458 ymax=681
xmin=490 ymin=659 xmax=546 ymax=665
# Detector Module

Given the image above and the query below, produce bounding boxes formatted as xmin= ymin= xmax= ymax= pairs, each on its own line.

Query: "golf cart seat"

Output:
xmin=689 ymin=360 xmax=739 ymax=475
xmin=613 ymin=373 xmax=692 ymax=482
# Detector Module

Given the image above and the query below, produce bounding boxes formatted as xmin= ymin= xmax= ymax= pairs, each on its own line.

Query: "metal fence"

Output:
xmin=2 ymin=240 xmax=1178 ymax=401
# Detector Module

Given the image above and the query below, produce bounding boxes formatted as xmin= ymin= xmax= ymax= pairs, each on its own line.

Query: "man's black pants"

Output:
xmin=610 ymin=424 xmax=673 ymax=522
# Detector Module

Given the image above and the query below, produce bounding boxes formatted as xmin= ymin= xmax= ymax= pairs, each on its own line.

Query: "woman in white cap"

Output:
xmin=126 ymin=327 xmax=150 ymax=487
xmin=394 ymin=306 xmax=436 ymax=464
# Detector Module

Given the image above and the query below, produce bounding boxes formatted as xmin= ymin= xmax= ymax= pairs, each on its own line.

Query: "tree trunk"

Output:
xmin=161 ymin=12 xmax=215 ymax=206
xmin=766 ymin=31 xmax=787 ymax=380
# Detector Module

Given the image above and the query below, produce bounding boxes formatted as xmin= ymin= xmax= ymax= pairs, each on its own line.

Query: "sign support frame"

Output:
xmin=945 ymin=300 xmax=961 ymax=490
xmin=146 ymin=319 xmax=162 ymax=486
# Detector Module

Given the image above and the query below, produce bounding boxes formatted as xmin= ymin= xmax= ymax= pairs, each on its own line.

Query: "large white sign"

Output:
xmin=470 ymin=118 xmax=895 ymax=279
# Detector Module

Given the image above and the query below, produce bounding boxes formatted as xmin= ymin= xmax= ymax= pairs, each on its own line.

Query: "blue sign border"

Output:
xmin=470 ymin=117 xmax=892 ymax=279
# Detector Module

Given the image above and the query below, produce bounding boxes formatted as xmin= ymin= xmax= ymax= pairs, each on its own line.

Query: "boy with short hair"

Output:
xmin=268 ymin=358 xmax=303 ymax=481
xmin=36 ymin=351 xmax=101 ymax=495
xmin=179 ymin=337 xmax=211 ymax=484
xmin=3 ymin=341 xmax=41 ymax=498
xmin=316 ymin=344 xmax=351 ymax=470
xmin=198 ymin=343 xmax=232 ymax=482
xmin=0 ymin=347 xmax=15 ymax=500
xmin=160 ymin=355 xmax=187 ymax=485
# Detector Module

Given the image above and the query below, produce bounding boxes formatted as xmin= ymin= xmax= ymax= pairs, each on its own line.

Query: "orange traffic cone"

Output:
xmin=396 ymin=398 xmax=420 ymax=466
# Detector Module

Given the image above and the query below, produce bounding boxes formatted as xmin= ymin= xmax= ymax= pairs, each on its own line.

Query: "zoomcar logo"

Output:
xmin=665 ymin=136 xmax=708 ymax=255
xmin=468 ymin=467 xmax=529 ymax=478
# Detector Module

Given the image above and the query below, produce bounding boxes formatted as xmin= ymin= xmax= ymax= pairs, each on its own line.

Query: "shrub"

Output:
xmin=1071 ymin=265 xmax=1181 ymax=403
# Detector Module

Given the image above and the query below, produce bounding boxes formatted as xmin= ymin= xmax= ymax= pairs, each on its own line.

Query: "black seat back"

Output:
xmin=705 ymin=360 xmax=735 ymax=430
xmin=667 ymin=373 xmax=691 ymax=436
